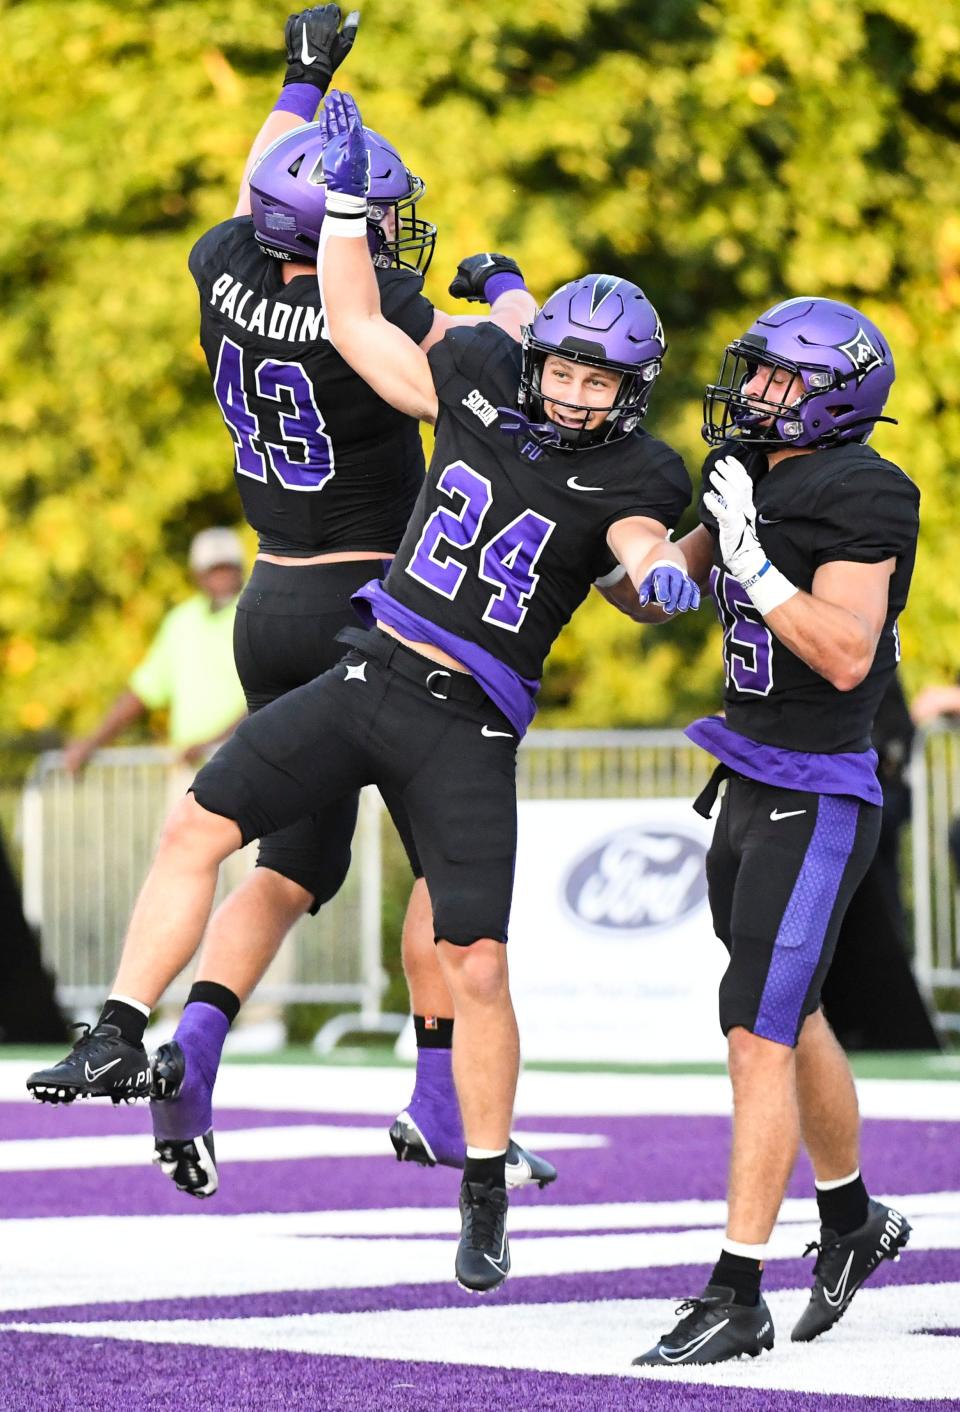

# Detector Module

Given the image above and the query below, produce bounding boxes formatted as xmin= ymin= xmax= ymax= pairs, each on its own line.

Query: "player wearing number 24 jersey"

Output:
xmin=29 ymin=87 xmax=697 ymax=1293
xmin=632 ymin=296 xmax=917 ymax=1367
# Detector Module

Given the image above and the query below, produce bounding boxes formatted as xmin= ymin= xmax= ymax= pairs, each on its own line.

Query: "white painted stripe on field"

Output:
xmin=0 ymin=1208 xmax=956 ymax=1312
xmin=0 ymin=1125 xmax=602 ymax=1173
xmin=3 ymin=1062 xmax=959 ymax=1120
xmin=5 ymin=1282 xmax=959 ymax=1398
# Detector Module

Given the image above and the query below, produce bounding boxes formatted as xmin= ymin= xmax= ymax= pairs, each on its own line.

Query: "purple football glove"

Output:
xmin=321 ymin=91 xmax=368 ymax=197
xmin=637 ymin=562 xmax=701 ymax=615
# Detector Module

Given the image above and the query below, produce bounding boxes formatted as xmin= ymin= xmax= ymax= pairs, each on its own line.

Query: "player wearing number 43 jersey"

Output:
xmin=632 ymin=296 xmax=917 ymax=1367
xmin=26 ymin=7 xmax=553 ymax=1198
xmin=32 ymin=87 xmax=697 ymax=1294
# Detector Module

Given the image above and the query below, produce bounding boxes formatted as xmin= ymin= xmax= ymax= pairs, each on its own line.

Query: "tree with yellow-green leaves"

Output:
xmin=1 ymin=0 xmax=959 ymax=744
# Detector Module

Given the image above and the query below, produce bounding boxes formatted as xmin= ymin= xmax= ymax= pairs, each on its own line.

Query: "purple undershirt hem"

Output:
xmin=351 ymin=581 xmax=539 ymax=738
xmin=685 ymin=715 xmax=882 ymax=805
xmin=273 ymin=83 xmax=321 ymax=123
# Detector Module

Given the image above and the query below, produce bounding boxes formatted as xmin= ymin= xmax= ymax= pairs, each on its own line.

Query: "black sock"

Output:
xmin=816 ymin=1172 xmax=869 ymax=1237
xmin=709 ymin=1249 xmax=763 ymax=1307
xmin=186 ymin=981 xmax=241 ymax=1025
xmin=414 ymin=1013 xmax=454 ymax=1049
xmin=98 ymin=999 xmax=148 ymax=1047
xmin=464 ymin=1152 xmax=506 ymax=1188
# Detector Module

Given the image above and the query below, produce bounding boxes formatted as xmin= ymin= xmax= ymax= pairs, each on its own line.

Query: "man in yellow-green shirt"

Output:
xmin=64 ymin=529 xmax=248 ymax=772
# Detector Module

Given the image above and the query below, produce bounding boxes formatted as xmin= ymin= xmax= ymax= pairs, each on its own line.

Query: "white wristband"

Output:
xmin=742 ymin=560 xmax=798 ymax=616
xmin=323 ymin=213 xmax=369 ymax=238
xmin=325 ymin=191 xmax=368 ymax=216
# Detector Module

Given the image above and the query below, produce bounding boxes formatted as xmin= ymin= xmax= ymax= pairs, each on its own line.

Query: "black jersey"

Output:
xmin=380 ymin=323 xmax=691 ymax=685
xmin=699 ymin=441 xmax=919 ymax=753
xmin=189 ymin=218 xmax=434 ymax=555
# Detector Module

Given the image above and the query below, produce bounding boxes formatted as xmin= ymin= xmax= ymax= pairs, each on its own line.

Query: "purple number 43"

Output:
xmin=213 ymin=336 xmax=335 ymax=492
xmin=407 ymin=460 xmax=555 ymax=632
xmin=711 ymin=566 xmax=774 ymax=695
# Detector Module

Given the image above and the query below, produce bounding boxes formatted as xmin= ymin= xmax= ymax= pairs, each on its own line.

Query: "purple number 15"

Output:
xmin=406 ymin=460 xmax=555 ymax=632
xmin=711 ymin=566 xmax=774 ymax=695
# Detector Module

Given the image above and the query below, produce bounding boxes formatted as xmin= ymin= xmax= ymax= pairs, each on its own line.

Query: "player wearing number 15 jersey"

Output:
xmin=632 ymin=296 xmax=917 ymax=1367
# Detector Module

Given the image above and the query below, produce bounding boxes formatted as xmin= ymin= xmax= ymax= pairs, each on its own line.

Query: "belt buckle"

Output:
xmin=425 ymin=668 xmax=451 ymax=701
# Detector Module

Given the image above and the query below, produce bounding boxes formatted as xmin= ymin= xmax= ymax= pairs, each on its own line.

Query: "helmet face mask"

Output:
xmin=519 ymin=275 xmax=666 ymax=453
xmin=249 ymin=122 xmax=437 ymax=273
xmin=702 ymin=297 xmax=895 ymax=450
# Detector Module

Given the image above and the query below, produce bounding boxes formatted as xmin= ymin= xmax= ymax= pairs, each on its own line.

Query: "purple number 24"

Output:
xmin=406 ymin=460 xmax=555 ymax=632
xmin=711 ymin=566 xmax=774 ymax=695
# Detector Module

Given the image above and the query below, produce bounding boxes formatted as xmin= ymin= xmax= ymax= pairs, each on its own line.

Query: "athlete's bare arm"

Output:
xmin=601 ymin=522 xmax=709 ymax=623
xmin=420 ymin=288 xmax=537 ymax=353
xmin=764 ymin=558 xmax=893 ymax=692
xmin=321 ymin=228 xmax=440 ymax=423
xmin=234 ymin=112 xmax=306 ymax=218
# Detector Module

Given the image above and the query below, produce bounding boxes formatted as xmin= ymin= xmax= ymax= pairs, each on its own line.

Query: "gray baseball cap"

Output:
xmin=189 ymin=528 xmax=245 ymax=574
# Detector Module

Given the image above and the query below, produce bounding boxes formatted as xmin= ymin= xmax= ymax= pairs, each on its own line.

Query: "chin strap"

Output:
xmin=497 ymin=407 xmax=563 ymax=461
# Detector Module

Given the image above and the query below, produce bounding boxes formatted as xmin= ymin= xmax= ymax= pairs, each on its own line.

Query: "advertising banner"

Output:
xmin=507 ymin=798 xmax=727 ymax=1063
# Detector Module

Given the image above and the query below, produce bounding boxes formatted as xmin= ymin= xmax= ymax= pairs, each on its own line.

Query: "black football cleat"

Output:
xmin=633 ymin=1286 xmax=775 ymax=1366
xmin=389 ymin=1113 xmax=558 ymax=1191
xmin=153 ymin=1130 xmax=219 ymax=1198
xmin=26 ymin=1023 xmax=151 ymax=1104
xmin=791 ymin=1199 xmax=912 ymax=1342
xmin=150 ymin=1039 xmax=186 ymax=1100
xmin=455 ymin=1178 xmax=510 ymax=1294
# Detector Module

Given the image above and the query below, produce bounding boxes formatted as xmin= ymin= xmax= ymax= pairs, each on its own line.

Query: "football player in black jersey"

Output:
xmin=25 ymin=7 xmax=554 ymax=1196
xmin=27 ymin=90 xmax=699 ymax=1292
xmin=632 ymin=297 xmax=918 ymax=1367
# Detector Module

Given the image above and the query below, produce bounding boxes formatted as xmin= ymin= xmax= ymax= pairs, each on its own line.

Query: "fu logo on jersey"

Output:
xmin=838 ymin=327 xmax=883 ymax=381
xmin=462 ymin=388 xmax=499 ymax=427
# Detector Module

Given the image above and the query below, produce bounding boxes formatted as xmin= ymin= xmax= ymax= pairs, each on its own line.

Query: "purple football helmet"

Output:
xmin=249 ymin=121 xmax=436 ymax=273
xmin=519 ymin=274 xmax=666 ymax=450
xmin=703 ymin=296 xmax=896 ymax=448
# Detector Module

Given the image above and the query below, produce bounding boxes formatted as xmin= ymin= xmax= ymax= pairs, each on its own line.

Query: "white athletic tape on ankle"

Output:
xmin=722 ymin=1238 xmax=768 ymax=1260
xmin=466 ymin=1146 xmax=508 ymax=1160
xmin=815 ymin=1167 xmax=861 ymax=1191
xmin=107 ymin=993 xmax=151 ymax=1019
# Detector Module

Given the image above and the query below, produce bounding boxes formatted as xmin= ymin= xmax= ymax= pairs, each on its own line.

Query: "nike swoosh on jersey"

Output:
xmin=300 ymin=30 xmax=317 ymax=64
xmin=84 ymin=1057 xmax=123 ymax=1082
xmin=823 ymin=1250 xmax=856 ymax=1308
xmin=566 ymin=476 xmax=604 ymax=492
xmin=758 ymin=514 xmax=783 ymax=525
xmin=657 ymin=1318 xmax=731 ymax=1363
xmin=770 ymin=808 xmax=807 ymax=821
xmin=481 ymin=725 xmax=513 ymax=738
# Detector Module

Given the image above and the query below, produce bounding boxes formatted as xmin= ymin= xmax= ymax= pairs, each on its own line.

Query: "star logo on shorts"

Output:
xmin=344 ymin=661 xmax=367 ymax=683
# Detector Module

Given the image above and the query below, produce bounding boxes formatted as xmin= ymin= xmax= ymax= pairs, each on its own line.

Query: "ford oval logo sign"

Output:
xmin=563 ymin=826 xmax=708 ymax=934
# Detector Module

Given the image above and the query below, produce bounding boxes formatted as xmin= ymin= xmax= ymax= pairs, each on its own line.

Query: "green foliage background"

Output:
xmin=2 ymin=0 xmax=960 ymax=741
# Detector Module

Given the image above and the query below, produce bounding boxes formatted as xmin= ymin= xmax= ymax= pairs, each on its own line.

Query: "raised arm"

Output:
xmin=234 ymin=6 xmax=359 ymax=217
xmin=318 ymin=92 xmax=439 ymax=422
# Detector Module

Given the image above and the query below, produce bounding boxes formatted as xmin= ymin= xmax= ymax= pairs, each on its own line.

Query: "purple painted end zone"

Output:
xmin=2 ymin=1108 xmax=956 ymax=1219
xmin=1 ymin=1335 xmax=958 ymax=1412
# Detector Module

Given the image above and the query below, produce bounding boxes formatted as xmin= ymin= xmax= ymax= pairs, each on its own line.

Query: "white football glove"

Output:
xmin=702 ymin=455 xmax=797 ymax=615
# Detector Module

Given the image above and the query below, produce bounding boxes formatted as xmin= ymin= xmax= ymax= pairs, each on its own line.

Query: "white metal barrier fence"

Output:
xmin=21 ymin=748 xmax=383 ymax=1011
xmin=911 ymin=723 xmax=960 ymax=1012
xmin=20 ymin=734 xmax=714 ymax=1014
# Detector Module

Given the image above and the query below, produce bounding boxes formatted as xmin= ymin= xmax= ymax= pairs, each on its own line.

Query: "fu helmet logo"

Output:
xmin=838 ymin=327 xmax=883 ymax=381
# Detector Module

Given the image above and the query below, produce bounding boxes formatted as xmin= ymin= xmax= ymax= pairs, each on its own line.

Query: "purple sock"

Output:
xmin=406 ymin=1047 xmax=465 ymax=1166
xmin=151 ymin=1002 xmax=229 ymax=1143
